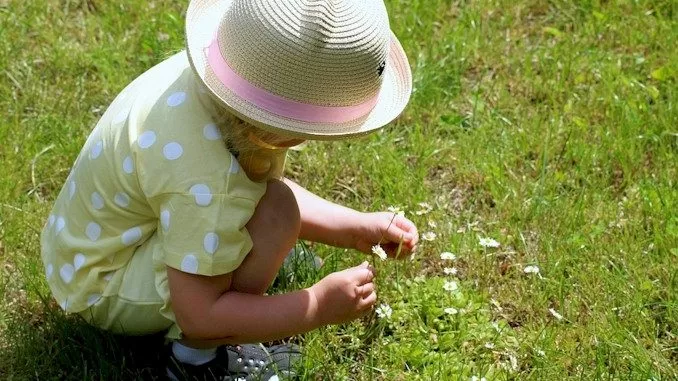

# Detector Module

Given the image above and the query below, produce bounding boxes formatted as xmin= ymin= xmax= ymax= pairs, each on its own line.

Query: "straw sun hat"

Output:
xmin=186 ymin=0 xmax=412 ymax=140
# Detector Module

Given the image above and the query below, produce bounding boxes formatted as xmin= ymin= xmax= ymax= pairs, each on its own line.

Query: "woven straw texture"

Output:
xmin=186 ymin=0 xmax=412 ymax=139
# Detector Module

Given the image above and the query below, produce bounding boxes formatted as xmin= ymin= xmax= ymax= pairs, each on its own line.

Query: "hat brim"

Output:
xmin=185 ymin=0 xmax=412 ymax=140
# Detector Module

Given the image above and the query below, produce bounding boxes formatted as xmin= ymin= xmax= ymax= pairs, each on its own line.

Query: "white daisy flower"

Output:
xmin=387 ymin=205 xmax=405 ymax=217
xmin=440 ymin=252 xmax=456 ymax=260
xmin=443 ymin=267 xmax=458 ymax=276
xmin=523 ymin=265 xmax=540 ymax=274
xmin=509 ymin=354 xmax=518 ymax=371
xmin=484 ymin=342 xmax=495 ymax=349
xmin=415 ymin=202 xmax=433 ymax=215
xmin=444 ymin=307 xmax=458 ymax=315
xmin=443 ymin=280 xmax=459 ymax=292
xmin=549 ymin=308 xmax=564 ymax=320
xmin=422 ymin=232 xmax=437 ymax=241
xmin=375 ymin=303 xmax=393 ymax=319
xmin=371 ymin=245 xmax=387 ymax=261
xmin=479 ymin=237 xmax=500 ymax=248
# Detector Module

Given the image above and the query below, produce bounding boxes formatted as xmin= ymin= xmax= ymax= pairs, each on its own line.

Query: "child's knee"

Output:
xmin=248 ymin=179 xmax=300 ymax=243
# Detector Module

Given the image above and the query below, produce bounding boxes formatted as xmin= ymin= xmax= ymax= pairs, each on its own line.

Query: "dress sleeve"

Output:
xmin=133 ymin=66 xmax=267 ymax=275
xmin=152 ymin=187 xmax=263 ymax=276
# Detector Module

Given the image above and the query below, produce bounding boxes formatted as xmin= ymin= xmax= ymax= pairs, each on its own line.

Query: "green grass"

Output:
xmin=1 ymin=0 xmax=676 ymax=379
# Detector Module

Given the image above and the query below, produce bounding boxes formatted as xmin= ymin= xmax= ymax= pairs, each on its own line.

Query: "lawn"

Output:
xmin=0 ymin=0 xmax=676 ymax=379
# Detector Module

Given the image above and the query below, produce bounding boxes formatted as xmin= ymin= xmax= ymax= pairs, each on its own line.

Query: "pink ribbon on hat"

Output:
xmin=206 ymin=37 xmax=379 ymax=124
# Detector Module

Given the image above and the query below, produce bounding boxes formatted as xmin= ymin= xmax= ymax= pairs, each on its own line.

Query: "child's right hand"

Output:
xmin=309 ymin=262 xmax=376 ymax=325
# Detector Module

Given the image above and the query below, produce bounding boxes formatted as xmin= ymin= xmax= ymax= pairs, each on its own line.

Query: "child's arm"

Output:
xmin=168 ymin=262 xmax=376 ymax=344
xmin=283 ymin=178 xmax=419 ymax=257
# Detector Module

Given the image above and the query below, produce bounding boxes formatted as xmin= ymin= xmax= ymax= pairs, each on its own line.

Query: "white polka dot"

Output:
xmin=90 ymin=140 xmax=103 ymax=159
xmin=86 ymin=294 xmax=102 ymax=307
xmin=229 ymin=157 xmax=240 ymax=174
xmin=45 ymin=263 xmax=54 ymax=279
xmin=137 ymin=131 xmax=156 ymax=149
xmin=190 ymin=184 xmax=213 ymax=206
xmin=85 ymin=222 xmax=102 ymax=241
xmin=60 ymin=263 xmax=75 ymax=284
xmin=73 ymin=253 xmax=86 ymax=270
xmin=112 ymin=107 xmax=130 ymax=124
xmin=114 ymin=192 xmax=130 ymax=208
xmin=48 ymin=214 xmax=55 ymax=227
xmin=122 ymin=226 xmax=142 ymax=246
xmin=160 ymin=210 xmax=170 ymax=232
xmin=103 ymin=272 xmax=114 ymax=282
xmin=68 ymin=180 xmax=76 ymax=199
xmin=203 ymin=232 xmax=219 ymax=254
xmin=55 ymin=217 xmax=66 ymax=234
xmin=180 ymin=254 xmax=199 ymax=274
xmin=203 ymin=123 xmax=221 ymax=141
xmin=91 ymin=192 xmax=104 ymax=210
xmin=163 ymin=142 xmax=184 ymax=160
xmin=166 ymin=91 xmax=187 ymax=107
xmin=122 ymin=156 xmax=134 ymax=174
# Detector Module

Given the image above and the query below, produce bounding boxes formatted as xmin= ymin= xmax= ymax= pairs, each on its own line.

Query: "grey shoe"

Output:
xmin=167 ymin=343 xmax=301 ymax=381
xmin=224 ymin=343 xmax=302 ymax=380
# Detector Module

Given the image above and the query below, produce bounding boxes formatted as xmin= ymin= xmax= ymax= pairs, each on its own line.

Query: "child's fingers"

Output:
xmin=352 ymin=262 xmax=375 ymax=284
xmin=360 ymin=291 xmax=377 ymax=310
xmin=358 ymin=282 xmax=375 ymax=297
xmin=383 ymin=225 xmax=411 ymax=244
xmin=386 ymin=218 xmax=419 ymax=244
xmin=395 ymin=215 xmax=417 ymax=233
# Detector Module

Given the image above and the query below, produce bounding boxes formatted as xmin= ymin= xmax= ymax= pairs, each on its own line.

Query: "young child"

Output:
xmin=40 ymin=0 xmax=418 ymax=379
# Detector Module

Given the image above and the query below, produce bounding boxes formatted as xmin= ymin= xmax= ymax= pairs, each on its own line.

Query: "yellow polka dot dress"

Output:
xmin=40 ymin=52 xmax=266 ymax=317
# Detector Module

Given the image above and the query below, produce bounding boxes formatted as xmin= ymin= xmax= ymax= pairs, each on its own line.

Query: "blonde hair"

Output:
xmin=211 ymin=105 xmax=291 ymax=182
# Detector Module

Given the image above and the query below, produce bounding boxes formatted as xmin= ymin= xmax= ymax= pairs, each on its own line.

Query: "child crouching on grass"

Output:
xmin=40 ymin=0 xmax=418 ymax=379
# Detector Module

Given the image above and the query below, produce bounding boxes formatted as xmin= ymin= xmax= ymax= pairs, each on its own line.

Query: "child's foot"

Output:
xmin=166 ymin=343 xmax=301 ymax=381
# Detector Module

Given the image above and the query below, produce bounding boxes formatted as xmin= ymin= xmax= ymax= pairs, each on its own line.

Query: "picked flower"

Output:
xmin=375 ymin=303 xmax=393 ymax=319
xmin=443 ymin=267 xmax=458 ymax=276
xmin=523 ymin=265 xmax=540 ymax=274
xmin=387 ymin=205 xmax=405 ymax=216
xmin=440 ymin=251 xmax=456 ymax=260
xmin=549 ymin=308 xmax=564 ymax=320
xmin=371 ymin=244 xmax=387 ymax=261
xmin=479 ymin=237 xmax=500 ymax=248
xmin=422 ymin=231 xmax=437 ymax=241
xmin=444 ymin=307 xmax=459 ymax=315
xmin=443 ymin=280 xmax=459 ymax=292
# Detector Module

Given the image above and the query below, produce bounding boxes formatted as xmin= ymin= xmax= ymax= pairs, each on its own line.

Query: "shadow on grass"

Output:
xmin=0 ymin=244 xmax=328 ymax=380
xmin=0 ymin=302 xmax=167 ymax=380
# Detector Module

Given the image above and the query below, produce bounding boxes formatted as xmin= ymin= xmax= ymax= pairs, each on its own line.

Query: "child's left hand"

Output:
xmin=353 ymin=212 xmax=419 ymax=259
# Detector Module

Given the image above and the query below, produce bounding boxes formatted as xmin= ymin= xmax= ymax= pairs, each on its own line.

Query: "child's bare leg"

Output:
xmin=230 ymin=179 xmax=301 ymax=295
xmin=174 ymin=180 xmax=300 ymax=354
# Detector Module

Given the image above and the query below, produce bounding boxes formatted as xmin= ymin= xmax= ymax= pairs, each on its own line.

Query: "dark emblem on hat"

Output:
xmin=377 ymin=60 xmax=386 ymax=76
